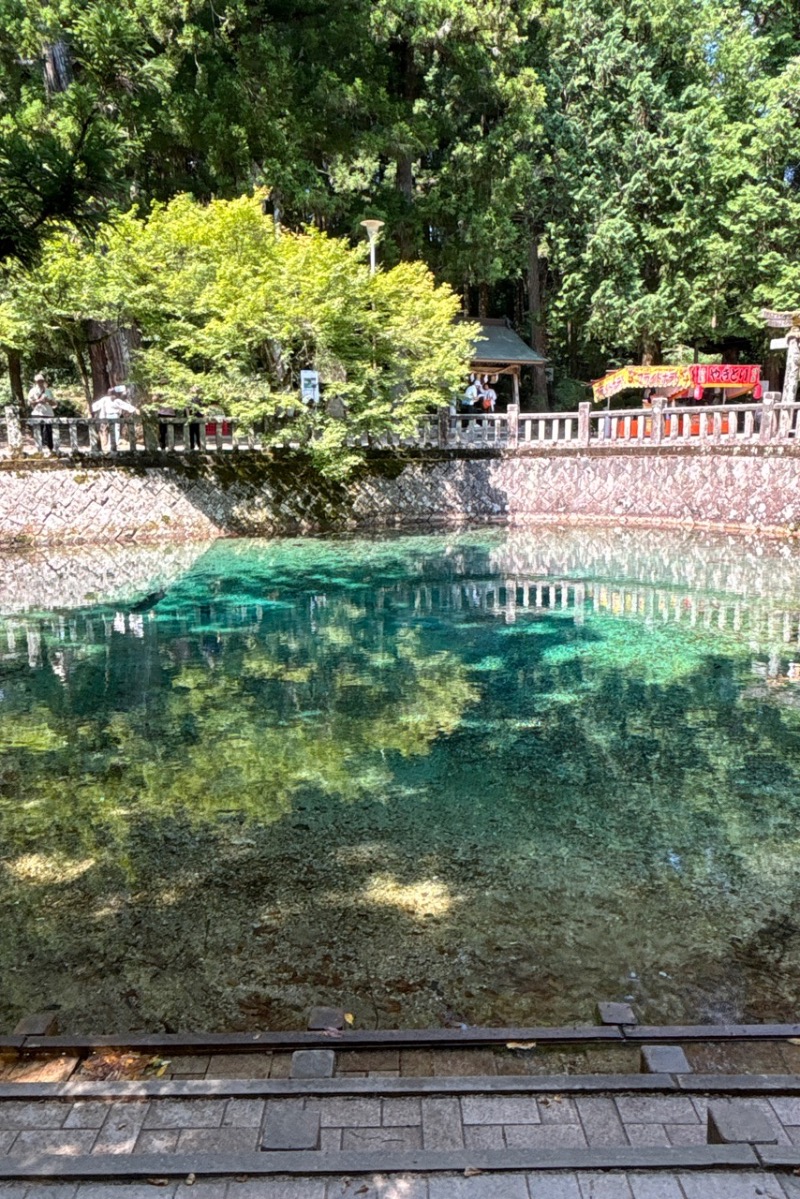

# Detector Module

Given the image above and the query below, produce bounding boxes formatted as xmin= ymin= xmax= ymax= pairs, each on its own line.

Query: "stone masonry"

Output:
xmin=2 ymin=445 xmax=800 ymax=547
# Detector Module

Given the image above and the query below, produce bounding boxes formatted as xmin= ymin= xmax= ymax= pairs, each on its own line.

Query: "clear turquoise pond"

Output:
xmin=2 ymin=527 xmax=800 ymax=1033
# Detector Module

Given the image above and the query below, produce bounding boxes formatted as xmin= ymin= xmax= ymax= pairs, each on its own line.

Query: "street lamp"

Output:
xmin=360 ymin=219 xmax=385 ymax=275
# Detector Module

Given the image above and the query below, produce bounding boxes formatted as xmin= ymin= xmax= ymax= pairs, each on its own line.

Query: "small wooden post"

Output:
xmin=578 ymin=401 xmax=591 ymax=447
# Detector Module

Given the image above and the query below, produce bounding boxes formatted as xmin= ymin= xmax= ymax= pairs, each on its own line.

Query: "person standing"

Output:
xmin=462 ymin=377 xmax=483 ymax=412
xmin=185 ymin=386 xmax=204 ymax=451
xmin=27 ymin=373 xmax=56 ymax=451
xmin=156 ymin=399 xmax=178 ymax=450
xmin=92 ymin=384 xmax=136 ymax=452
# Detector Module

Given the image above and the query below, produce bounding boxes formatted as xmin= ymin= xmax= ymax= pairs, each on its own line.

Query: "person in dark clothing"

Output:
xmin=186 ymin=387 xmax=204 ymax=450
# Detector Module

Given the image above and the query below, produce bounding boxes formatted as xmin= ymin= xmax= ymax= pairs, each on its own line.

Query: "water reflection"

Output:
xmin=1 ymin=528 xmax=800 ymax=1033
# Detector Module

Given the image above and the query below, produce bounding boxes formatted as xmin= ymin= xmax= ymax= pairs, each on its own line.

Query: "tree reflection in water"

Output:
xmin=2 ymin=530 xmax=800 ymax=1033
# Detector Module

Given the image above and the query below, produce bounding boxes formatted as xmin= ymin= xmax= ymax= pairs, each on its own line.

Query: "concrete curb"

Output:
xmin=0 ymin=1073 xmax=678 ymax=1101
xmin=4 ymin=1071 xmax=800 ymax=1102
xmin=0 ymin=1145 xmax=761 ymax=1180
xmin=16 ymin=1022 xmax=800 ymax=1054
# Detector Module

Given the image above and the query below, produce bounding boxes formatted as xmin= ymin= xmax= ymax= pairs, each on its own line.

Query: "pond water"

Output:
xmin=3 ymin=527 xmax=800 ymax=1034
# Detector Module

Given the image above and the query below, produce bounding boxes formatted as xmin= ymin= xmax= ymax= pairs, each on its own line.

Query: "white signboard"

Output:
xmin=771 ymin=337 xmax=789 ymax=351
xmin=300 ymin=370 xmax=320 ymax=404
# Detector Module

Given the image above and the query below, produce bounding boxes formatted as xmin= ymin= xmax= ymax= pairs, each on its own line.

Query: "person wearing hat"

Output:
xmin=27 ymin=373 xmax=56 ymax=451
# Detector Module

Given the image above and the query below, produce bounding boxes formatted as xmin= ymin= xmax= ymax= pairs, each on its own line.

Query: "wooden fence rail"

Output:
xmin=2 ymin=395 xmax=798 ymax=458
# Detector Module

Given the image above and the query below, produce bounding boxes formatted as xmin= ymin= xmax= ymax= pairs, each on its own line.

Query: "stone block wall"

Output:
xmin=1 ymin=445 xmax=800 ymax=547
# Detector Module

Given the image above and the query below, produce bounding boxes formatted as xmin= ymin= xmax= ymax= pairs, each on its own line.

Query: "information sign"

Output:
xmin=300 ymin=370 xmax=320 ymax=404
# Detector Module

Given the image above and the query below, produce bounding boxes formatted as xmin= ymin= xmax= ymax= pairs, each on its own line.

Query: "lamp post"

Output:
xmin=360 ymin=219 xmax=385 ymax=275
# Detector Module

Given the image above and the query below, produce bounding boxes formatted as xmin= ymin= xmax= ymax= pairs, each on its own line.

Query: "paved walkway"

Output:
xmin=3 ymin=1040 xmax=800 ymax=1198
xmin=0 ymin=1090 xmax=797 ymax=1155
xmin=0 ymin=1171 xmax=797 ymax=1198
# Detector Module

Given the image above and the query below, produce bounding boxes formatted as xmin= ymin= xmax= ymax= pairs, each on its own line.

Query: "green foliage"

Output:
xmin=552 ymin=376 xmax=590 ymax=410
xmin=3 ymin=193 xmax=476 ymax=473
xmin=1 ymin=0 xmax=799 ymax=397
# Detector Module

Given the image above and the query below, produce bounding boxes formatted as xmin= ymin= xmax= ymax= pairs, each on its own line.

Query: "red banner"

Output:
xmin=692 ymin=364 xmax=760 ymax=388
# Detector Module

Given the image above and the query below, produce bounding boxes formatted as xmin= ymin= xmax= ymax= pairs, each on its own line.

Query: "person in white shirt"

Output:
xmin=462 ymin=378 xmax=485 ymax=411
xmin=27 ymin=373 xmax=56 ymax=450
xmin=92 ymin=385 xmax=136 ymax=452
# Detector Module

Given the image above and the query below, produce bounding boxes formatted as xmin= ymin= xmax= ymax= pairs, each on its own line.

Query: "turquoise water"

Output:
xmin=2 ymin=528 xmax=800 ymax=1033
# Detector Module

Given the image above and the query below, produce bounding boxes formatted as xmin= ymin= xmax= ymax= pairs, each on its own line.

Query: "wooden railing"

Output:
xmin=2 ymin=394 xmax=798 ymax=457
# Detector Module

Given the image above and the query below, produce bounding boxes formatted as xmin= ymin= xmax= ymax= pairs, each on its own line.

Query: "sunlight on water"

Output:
xmin=2 ymin=527 xmax=800 ymax=1033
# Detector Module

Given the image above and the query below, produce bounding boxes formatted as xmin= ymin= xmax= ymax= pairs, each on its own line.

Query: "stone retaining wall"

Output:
xmin=1 ymin=446 xmax=800 ymax=546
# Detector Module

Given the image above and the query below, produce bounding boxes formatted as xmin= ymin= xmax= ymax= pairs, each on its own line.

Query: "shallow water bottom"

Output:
xmin=2 ymin=526 xmax=800 ymax=1032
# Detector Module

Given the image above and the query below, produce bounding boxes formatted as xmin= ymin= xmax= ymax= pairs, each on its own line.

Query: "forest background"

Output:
xmin=1 ymin=0 xmax=799 ymax=426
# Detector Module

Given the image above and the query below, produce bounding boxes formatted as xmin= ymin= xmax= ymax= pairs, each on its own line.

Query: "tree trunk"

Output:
xmin=86 ymin=320 xmax=141 ymax=400
xmin=43 ymin=40 xmax=73 ymax=94
xmin=528 ymin=236 xmax=548 ymax=407
xmin=514 ymin=278 xmax=524 ymax=330
xmin=641 ymin=335 xmax=662 ymax=366
xmin=567 ymin=320 xmax=578 ymax=379
xmin=478 ymin=283 xmax=489 ymax=318
xmin=396 ymin=153 xmax=414 ymax=203
xmin=392 ymin=36 xmax=418 ymax=260
xmin=71 ymin=337 xmax=92 ymax=407
xmin=5 ymin=348 xmax=23 ymax=408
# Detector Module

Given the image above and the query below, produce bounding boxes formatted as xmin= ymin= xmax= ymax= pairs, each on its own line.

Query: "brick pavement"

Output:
xmin=0 ymin=1089 xmax=799 ymax=1155
xmin=1 ymin=1088 xmax=800 ymax=1151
